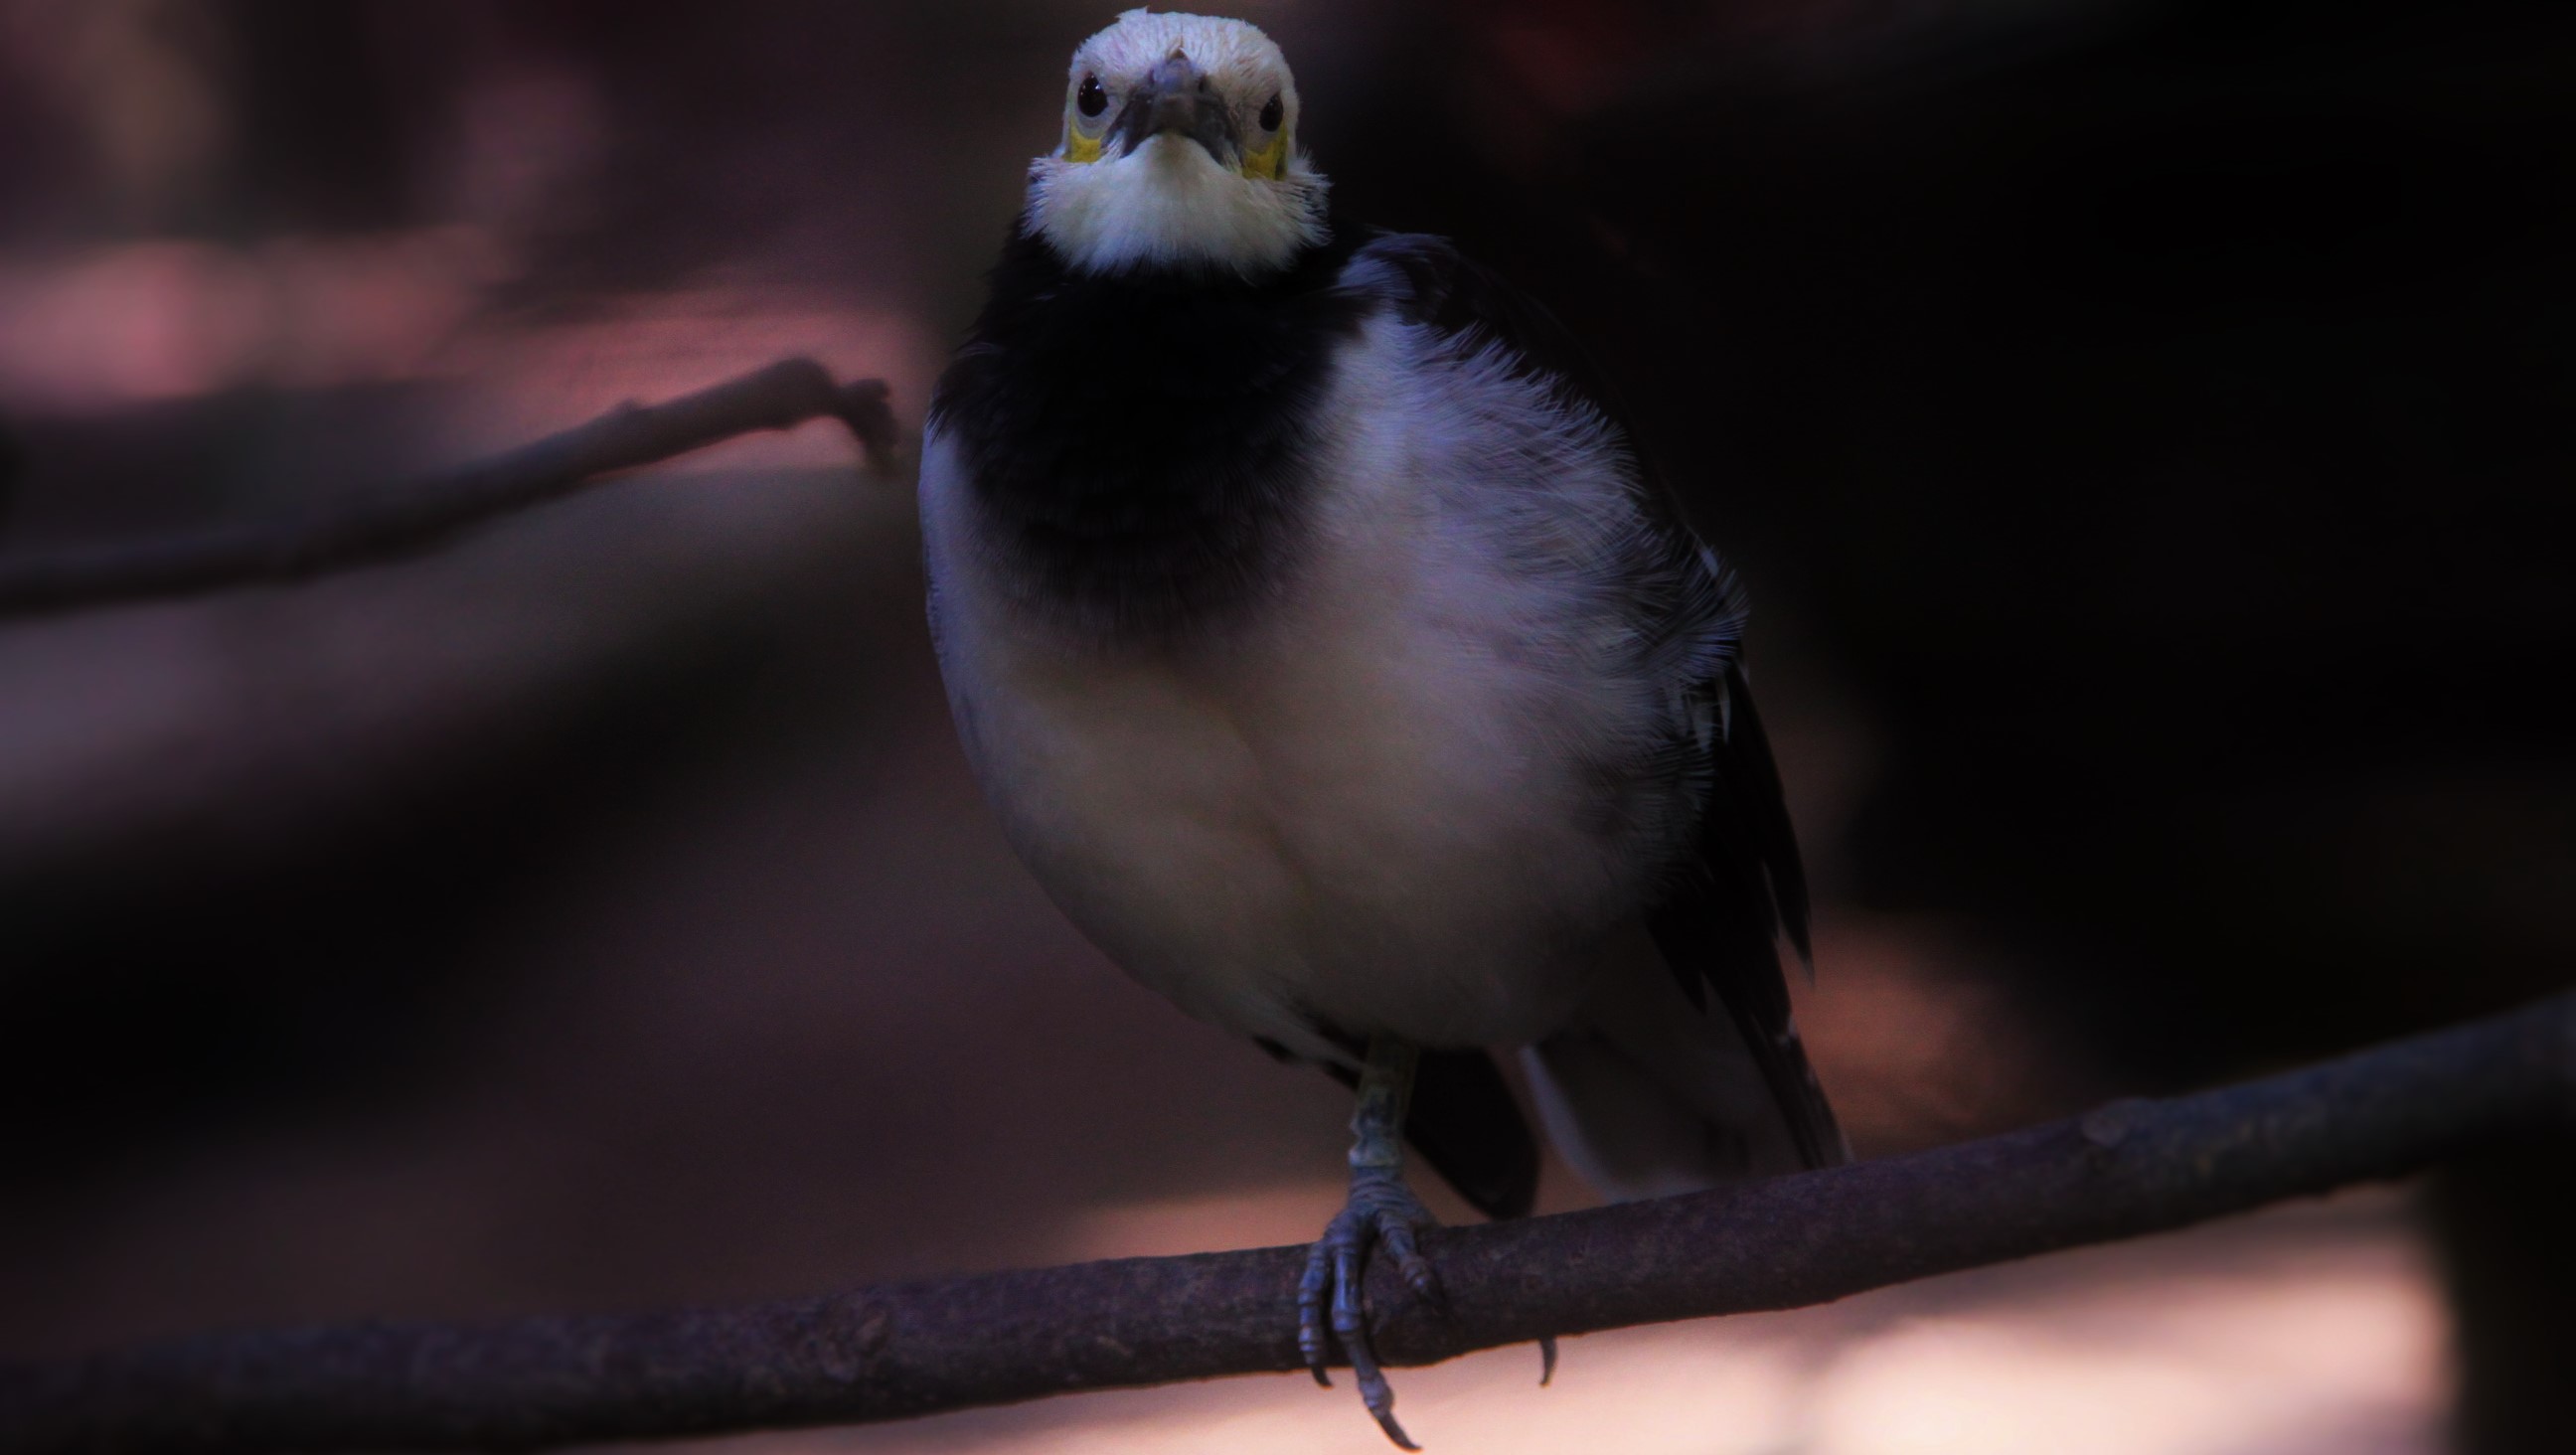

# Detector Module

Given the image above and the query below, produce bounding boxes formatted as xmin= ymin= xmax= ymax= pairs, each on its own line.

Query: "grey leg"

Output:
xmin=1298 ymin=1035 xmax=1442 ymax=1449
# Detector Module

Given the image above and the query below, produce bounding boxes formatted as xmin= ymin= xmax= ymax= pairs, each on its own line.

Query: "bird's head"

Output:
xmin=1025 ymin=10 xmax=1328 ymax=278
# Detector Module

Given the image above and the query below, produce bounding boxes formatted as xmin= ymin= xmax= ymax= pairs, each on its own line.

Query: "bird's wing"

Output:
xmin=1642 ymin=658 xmax=1846 ymax=1171
xmin=1344 ymin=230 xmax=1846 ymax=1175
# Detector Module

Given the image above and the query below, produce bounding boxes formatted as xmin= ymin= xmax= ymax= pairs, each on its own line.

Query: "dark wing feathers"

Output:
xmin=1350 ymin=230 xmax=1846 ymax=1174
xmin=1648 ymin=660 xmax=1844 ymax=1170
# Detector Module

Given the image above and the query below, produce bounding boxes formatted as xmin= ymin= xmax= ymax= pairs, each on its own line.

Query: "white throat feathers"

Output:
xmin=1025 ymin=10 xmax=1329 ymax=277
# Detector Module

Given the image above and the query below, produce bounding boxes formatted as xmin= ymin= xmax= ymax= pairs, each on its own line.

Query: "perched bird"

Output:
xmin=921 ymin=10 xmax=1844 ymax=1443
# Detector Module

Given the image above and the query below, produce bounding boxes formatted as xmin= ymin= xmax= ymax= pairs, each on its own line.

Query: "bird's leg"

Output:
xmin=1299 ymin=1034 xmax=1441 ymax=1449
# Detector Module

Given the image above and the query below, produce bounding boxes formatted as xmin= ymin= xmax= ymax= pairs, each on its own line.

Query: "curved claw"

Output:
xmin=1538 ymin=1334 xmax=1558 ymax=1386
xmin=1333 ymin=1235 xmax=1419 ymax=1449
xmin=1300 ymin=1168 xmax=1441 ymax=1448
xmin=1297 ymin=1238 xmax=1336 ymax=1386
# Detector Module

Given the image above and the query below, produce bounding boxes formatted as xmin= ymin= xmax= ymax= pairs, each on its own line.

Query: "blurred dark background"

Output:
xmin=1 ymin=1 xmax=2568 ymax=1450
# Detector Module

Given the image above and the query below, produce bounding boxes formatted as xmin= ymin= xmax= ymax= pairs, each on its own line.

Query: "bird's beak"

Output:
xmin=1113 ymin=53 xmax=1237 ymax=166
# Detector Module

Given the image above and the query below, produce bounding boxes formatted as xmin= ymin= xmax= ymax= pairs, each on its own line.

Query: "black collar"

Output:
xmin=931 ymin=223 xmax=1369 ymax=639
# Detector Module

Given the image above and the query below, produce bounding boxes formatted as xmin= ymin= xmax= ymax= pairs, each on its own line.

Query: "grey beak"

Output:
xmin=1112 ymin=54 xmax=1237 ymax=164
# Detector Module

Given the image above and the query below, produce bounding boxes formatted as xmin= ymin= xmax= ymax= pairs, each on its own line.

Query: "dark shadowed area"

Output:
xmin=2 ymin=1 xmax=2566 ymax=1450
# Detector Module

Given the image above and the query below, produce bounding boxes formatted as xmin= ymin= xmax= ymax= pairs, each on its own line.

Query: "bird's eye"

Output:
xmin=1258 ymin=93 xmax=1284 ymax=131
xmin=1077 ymin=75 xmax=1108 ymax=119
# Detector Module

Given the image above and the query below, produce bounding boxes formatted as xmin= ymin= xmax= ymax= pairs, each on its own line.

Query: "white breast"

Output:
xmin=920 ymin=312 xmax=1694 ymax=1061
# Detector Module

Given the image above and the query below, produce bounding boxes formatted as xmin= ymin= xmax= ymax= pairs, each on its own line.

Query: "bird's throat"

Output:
xmin=933 ymin=226 xmax=1364 ymax=638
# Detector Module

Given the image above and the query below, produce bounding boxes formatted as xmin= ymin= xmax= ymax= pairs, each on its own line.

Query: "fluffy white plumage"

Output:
xmin=922 ymin=309 xmax=1699 ymax=1066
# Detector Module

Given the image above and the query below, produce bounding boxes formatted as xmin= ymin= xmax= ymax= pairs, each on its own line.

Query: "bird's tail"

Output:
xmin=1520 ymin=952 xmax=1847 ymax=1203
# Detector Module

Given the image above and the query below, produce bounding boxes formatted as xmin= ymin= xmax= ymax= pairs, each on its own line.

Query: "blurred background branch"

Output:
xmin=4 ymin=990 xmax=2567 ymax=1455
xmin=0 ymin=359 xmax=896 ymax=617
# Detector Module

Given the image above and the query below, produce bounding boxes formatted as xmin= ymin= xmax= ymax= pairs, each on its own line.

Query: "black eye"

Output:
xmin=1258 ymin=93 xmax=1283 ymax=131
xmin=1077 ymin=75 xmax=1108 ymax=119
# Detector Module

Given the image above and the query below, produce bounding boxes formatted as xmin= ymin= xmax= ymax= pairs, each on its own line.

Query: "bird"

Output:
xmin=919 ymin=10 xmax=1845 ymax=1445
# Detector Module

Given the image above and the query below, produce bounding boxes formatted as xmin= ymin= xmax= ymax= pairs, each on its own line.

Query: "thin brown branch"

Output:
xmin=4 ymin=990 xmax=2568 ymax=1455
xmin=0 ymin=359 xmax=898 ymax=618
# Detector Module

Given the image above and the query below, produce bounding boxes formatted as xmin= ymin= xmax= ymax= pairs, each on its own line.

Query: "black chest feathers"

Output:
xmin=930 ymin=228 xmax=1368 ymax=636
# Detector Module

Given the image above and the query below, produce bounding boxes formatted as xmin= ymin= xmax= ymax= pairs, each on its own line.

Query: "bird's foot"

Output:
xmin=1298 ymin=1165 xmax=1443 ymax=1448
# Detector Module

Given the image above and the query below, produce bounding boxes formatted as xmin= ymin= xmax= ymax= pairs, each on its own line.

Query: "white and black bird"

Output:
xmin=921 ymin=10 xmax=1845 ymax=1444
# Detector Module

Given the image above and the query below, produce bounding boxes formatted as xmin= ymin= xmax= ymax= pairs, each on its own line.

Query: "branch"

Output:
xmin=0 ymin=359 xmax=898 ymax=618
xmin=4 ymin=991 xmax=2568 ymax=1455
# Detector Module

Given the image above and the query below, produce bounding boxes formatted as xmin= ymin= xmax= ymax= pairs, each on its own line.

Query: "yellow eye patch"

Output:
xmin=1240 ymin=127 xmax=1288 ymax=181
xmin=1060 ymin=106 xmax=1287 ymax=178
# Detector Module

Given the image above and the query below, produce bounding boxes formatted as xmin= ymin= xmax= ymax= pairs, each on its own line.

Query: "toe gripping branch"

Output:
xmin=1299 ymin=1036 xmax=1443 ymax=1449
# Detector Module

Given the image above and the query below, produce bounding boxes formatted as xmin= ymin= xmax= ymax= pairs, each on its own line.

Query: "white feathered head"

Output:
xmin=1025 ymin=10 xmax=1329 ymax=277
